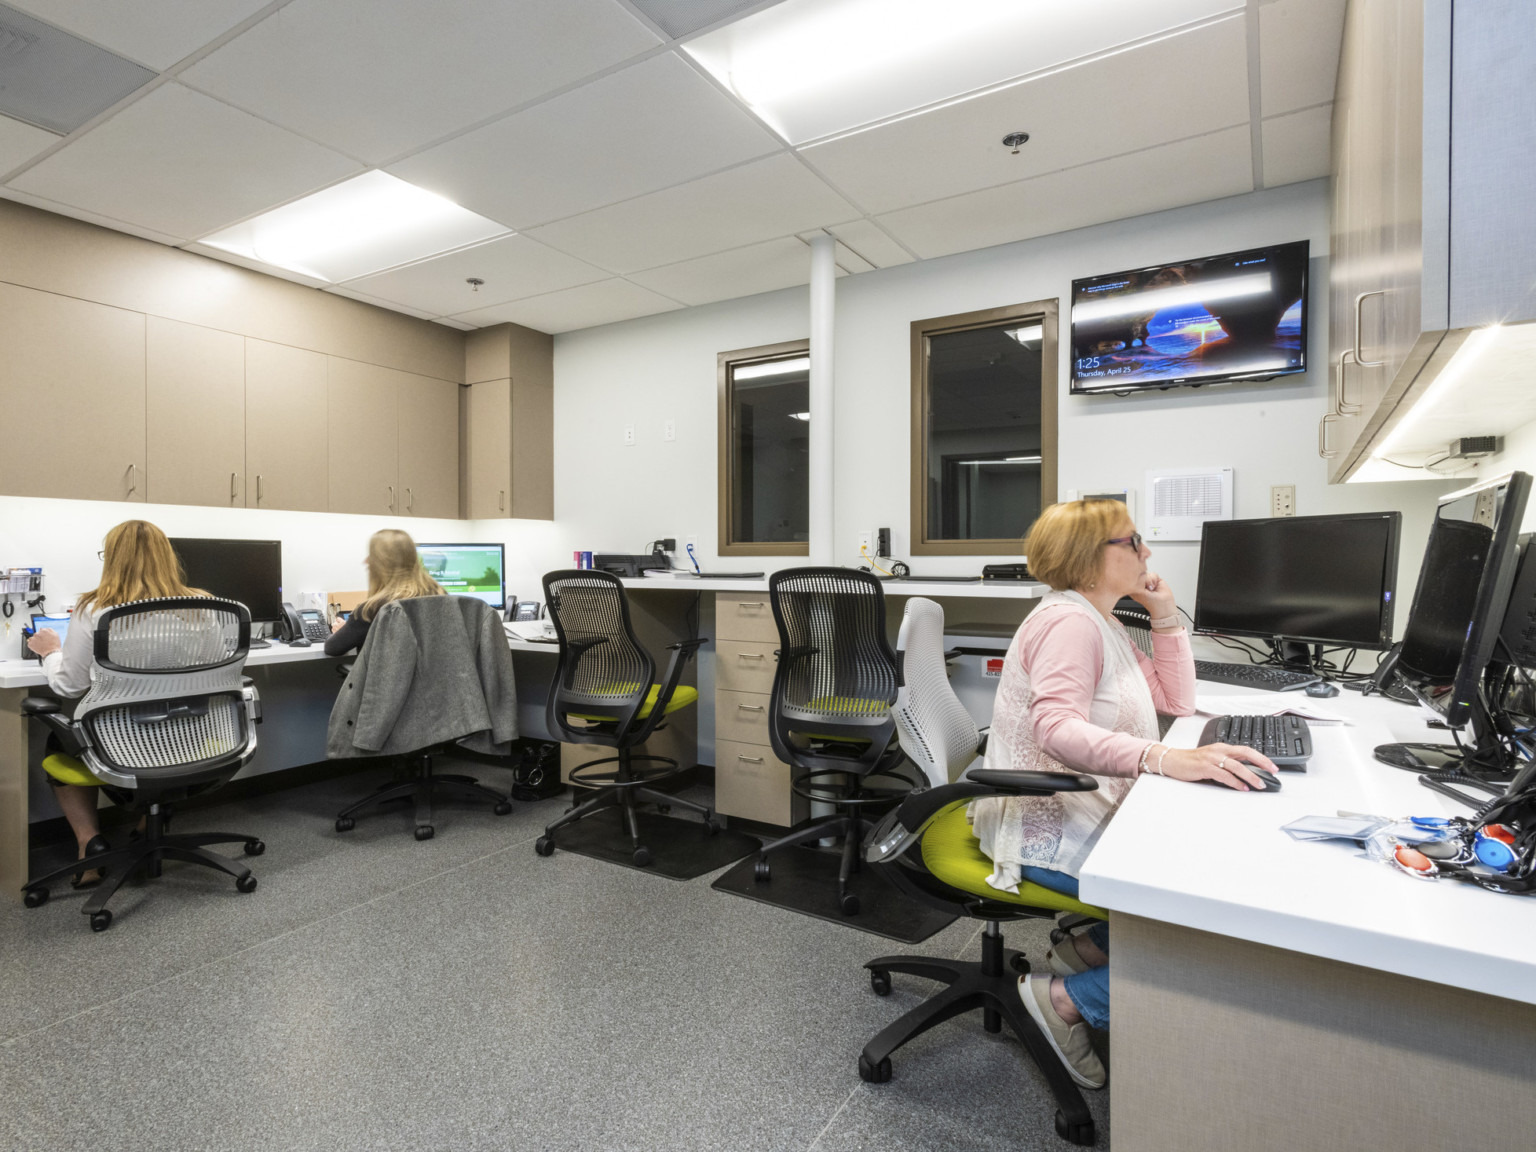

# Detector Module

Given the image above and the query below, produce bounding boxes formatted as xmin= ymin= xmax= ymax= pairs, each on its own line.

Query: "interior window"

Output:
xmin=718 ymin=341 xmax=810 ymax=556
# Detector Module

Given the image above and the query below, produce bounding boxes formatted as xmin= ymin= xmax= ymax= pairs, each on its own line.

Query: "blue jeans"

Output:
xmin=1020 ymin=866 xmax=1109 ymax=1030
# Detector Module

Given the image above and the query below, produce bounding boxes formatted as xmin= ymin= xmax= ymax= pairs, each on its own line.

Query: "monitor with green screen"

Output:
xmin=415 ymin=543 xmax=505 ymax=610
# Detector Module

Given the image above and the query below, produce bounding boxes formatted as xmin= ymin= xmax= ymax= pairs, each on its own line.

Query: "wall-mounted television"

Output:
xmin=1069 ymin=239 xmax=1309 ymax=394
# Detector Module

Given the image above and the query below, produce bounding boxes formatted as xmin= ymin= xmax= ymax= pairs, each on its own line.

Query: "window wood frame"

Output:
xmin=909 ymin=299 xmax=1059 ymax=556
xmin=718 ymin=338 xmax=811 ymax=557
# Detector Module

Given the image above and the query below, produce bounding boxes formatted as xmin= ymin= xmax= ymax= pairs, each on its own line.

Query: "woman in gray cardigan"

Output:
xmin=326 ymin=529 xmax=445 ymax=656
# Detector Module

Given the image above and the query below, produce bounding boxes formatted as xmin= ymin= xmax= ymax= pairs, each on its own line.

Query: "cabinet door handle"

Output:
xmin=737 ymin=601 xmax=765 ymax=609
xmin=387 ymin=484 xmax=394 ymax=511
xmin=737 ymin=703 xmax=765 ymax=712
xmin=406 ymin=487 xmax=413 ymax=512
xmin=736 ymin=754 xmax=764 ymax=764
xmin=1354 ymin=290 xmax=1389 ymax=368
xmin=125 ymin=463 xmax=137 ymax=496
xmin=1318 ymin=411 xmax=1340 ymax=459
xmin=498 ymin=489 xmax=506 ymax=513
xmin=256 ymin=475 xmax=264 ymax=504
xmin=231 ymin=472 xmax=238 ymax=501
xmin=737 ymin=652 xmax=765 ymax=661
xmin=1336 ymin=351 xmax=1362 ymax=416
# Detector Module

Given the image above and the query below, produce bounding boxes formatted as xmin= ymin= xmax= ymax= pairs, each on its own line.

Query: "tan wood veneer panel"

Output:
xmin=399 ymin=375 xmax=461 ymax=520
xmin=466 ymin=378 xmax=512 ymax=518
xmin=245 ymin=339 xmax=328 ymax=512
xmin=146 ymin=317 xmax=246 ymax=508
xmin=327 ymin=358 xmax=401 ymax=516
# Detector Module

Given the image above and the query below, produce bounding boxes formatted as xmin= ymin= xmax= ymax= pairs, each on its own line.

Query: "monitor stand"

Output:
xmin=1373 ymin=742 xmax=1461 ymax=772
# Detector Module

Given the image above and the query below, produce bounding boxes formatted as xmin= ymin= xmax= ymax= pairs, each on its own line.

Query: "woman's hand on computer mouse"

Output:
xmin=26 ymin=628 xmax=61 ymax=658
xmin=1159 ymin=744 xmax=1278 ymax=791
xmin=1129 ymin=572 xmax=1177 ymax=622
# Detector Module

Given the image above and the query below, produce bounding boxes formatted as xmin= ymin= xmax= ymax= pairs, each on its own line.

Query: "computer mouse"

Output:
xmin=1245 ymin=766 xmax=1282 ymax=792
xmin=1304 ymin=681 xmax=1339 ymax=698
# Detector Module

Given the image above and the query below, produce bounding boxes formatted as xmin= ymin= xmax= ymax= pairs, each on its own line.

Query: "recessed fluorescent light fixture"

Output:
xmin=735 ymin=356 xmax=811 ymax=380
xmin=684 ymin=0 xmax=1238 ymax=144
xmin=200 ymin=171 xmax=509 ymax=283
xmin=1005 ymin=325 xmax=1043 ymax=344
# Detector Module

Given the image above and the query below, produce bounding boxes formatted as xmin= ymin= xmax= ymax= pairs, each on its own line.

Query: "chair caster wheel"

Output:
xmin=414 ymin=825 xmax=434 ymax=842
xmin=840 ymin=892 xmax=861 ymax=916
xmin=535 ymin=836 xmax=555 ymax=857
xmin=89 ymin=910 xmax=112 ymax=932
xmin=632 ymin=846 xmax=652 ymax=867
xmin=1054 ymin=1111 xmax=1095 ymax=1145
xmin=1010 ymin=953 xmax=1030 ymax=975
xmin=236 ymin=874 xmax=258 ymax=893
xmin=23 ymin=886 xmax=49 ymax=909
xmin=335 ymin=817 xmax=355 ymax=833
xmin=869 ymin=969 xmax=891 ymax=996
xmin=703 ymin=817 xmax=720 ymax=836
xmin=493 ymin=801 xmax=513 ymax=816
xmin=1049 ymin=927 xmax=1068 ymax=945
xmin=858 ymin=1053 xmax=891 ymax=1084
xmin=244 ymin=839 xmax=265 ymax=856
xmin=754 ymin=858 xmax=770 ymax=882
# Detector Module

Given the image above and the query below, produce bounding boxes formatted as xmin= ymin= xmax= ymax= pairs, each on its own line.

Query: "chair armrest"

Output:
xmin=21 ymin=697 xmax=60 ymax=715
xmin=666 ymin=636 xmax=708 ymax=653
xmin=893 ymin=769 xmax=1097 ymax=835
xmin=23 ymin=697 xmax=88 ymax=756
xmin=634 ymin=638 xmax=704 ymax=741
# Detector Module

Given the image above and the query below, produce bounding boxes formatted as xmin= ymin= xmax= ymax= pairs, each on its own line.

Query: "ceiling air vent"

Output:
xmin=0 ymin=2 xmax=156 ymax=135
xmin=629 ymin=0 xmax=786 ymax=39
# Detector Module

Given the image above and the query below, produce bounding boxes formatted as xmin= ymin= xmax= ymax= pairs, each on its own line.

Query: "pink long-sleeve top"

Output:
xmin=1017 ymin=608 xmax=1197 ymax=777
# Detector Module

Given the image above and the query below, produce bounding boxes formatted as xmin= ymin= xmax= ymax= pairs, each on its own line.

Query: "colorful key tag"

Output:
xmin=1474 ymin=824 xmax=1518 ymax=873
xmin=1391 ymin=844 xmax=1439 ymax=880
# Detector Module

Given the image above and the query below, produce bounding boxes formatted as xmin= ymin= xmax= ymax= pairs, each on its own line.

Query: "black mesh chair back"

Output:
xmin=768 ymin=567 xmax=898 ymax=772
xmin=1111 ymin=596 xmax=1155 ymax=659
xmin=544 ymin=570 xmax=657 ymax=744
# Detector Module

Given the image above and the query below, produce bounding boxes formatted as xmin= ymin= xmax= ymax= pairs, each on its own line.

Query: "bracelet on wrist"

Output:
xmin=1154 ymin=744 xmax=1171 ymax=775
xmin=1149 ymin=614 xmax=1180 ymax=630
xmin=1137 ymin=743 xmax=1154 ymax=775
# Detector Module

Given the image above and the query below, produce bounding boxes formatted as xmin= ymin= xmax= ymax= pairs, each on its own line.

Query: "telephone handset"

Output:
xmin=279 ymin=602 xmax=328 ymax=646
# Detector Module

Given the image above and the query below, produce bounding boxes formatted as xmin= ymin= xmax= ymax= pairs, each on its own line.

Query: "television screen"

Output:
xmin=416 ymin=543 xmax=505 ymax=609
xmin=1070 ymin=240 xmax=1309 ymax=393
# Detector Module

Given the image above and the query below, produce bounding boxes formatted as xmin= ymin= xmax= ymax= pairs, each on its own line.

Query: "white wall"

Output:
xmin=0 ymin=495 xmax=560 ymax=659
xmin=550 ymin=180 xmax=1454 ymax=648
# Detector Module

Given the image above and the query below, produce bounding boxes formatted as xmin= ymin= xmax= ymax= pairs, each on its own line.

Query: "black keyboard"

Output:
xmin=1198 ymin=714 xmax=1314 ymax=767
xmin=1194 ymin=659 xmax=1320 ymax=691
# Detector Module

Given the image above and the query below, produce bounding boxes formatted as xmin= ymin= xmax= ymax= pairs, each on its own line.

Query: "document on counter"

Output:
xmin=1193 ymin=694 xmax=1350 ymax=724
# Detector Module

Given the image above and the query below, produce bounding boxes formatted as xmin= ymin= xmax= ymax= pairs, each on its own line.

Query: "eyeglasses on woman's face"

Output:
xmin=1105 ymin=533 xmax=1144 ymax=552
xmin=96 ymin=550 xmax=105 ymax=561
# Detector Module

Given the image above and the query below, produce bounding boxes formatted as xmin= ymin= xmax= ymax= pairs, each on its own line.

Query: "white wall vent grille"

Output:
xmin=1144 ymin=467 xmax=1233 ymax=542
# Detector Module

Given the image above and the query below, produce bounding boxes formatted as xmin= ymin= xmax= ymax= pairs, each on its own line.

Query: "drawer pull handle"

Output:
xmin=737 ymin=601 xmax=765 ymax=608
xmin=737 ymin=703 xmax=765 ymax=712
xmin=737 ymin=755 xmax=764 ymax=763
xmin=737 ymin=652 xmax=765 ymax=660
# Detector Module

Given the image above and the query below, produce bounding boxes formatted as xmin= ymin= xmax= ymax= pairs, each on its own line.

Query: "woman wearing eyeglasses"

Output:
xmin=971 ymin=498 xmax=1277 ymax=1091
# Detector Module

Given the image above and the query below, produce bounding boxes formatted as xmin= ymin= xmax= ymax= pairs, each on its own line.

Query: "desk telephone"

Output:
xmin=279 ymin=603 xmax=330 ymax=646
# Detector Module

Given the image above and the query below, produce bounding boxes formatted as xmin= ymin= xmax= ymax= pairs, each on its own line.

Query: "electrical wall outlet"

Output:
xmin=663 ymin=419 xmax=676 ymax=442
xmin=876 ymin=527 xmax=891 ymax=558
xmin=623 ymin=425 xmax=636 ymax=446
xmin=857 ymin=529 xmax=873 ymax=557
xmin=1270 ymin=484 xmax=1296 ymax=517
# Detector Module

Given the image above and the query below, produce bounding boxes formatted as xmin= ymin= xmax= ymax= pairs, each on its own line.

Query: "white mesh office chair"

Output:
xmin=891 ymin=598 xmax=984 ymax=787
xmin=22 ymin=597 xmax=265 ymax=931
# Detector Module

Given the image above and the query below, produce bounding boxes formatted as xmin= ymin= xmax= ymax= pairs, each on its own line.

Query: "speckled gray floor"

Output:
xmin=2 ymin=761 xmax=1111 ymax=1151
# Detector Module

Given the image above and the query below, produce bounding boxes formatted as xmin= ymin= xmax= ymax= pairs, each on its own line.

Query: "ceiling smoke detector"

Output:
xmin=1002 ymin=131 xmax=1030 ymax=154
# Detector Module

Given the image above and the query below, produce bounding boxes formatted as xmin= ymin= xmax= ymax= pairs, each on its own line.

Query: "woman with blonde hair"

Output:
xmin=25 ymin=520 xmax=208 ymax=884
xmin=971 ymin=499 xmax=1278 ymax=1090
xmin=324 ymin=528 xmax=445 ymax=656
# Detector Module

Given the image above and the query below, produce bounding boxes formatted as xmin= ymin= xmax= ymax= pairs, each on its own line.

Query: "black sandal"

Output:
xmin=71 ymin=834 xmax=110 ymax=889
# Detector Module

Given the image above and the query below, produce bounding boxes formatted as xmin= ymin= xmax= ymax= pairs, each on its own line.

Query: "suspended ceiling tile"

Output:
xmin=432 ymin=315 xmax=476 ymax=331
xmin=0 ymin=112 xmax=58 ymax=174
xmin=1259 ymin=0 xmax=1347 ymax=117
xmin=627 ymin=0 xmax=781 ymax=39
xmin=3 ymin=0 xmax=273 ymax=70
xmin=344 ymin=235 xmax=609 ymax=315
xmin=801 ymin=15 xmax=1248 ymax=216
xmin=628 ymin=236 xmax=818 ymax=305
xmin=9 ymin=83 xmax=360 ymax=240
xmin=1262 ymin=104 xmax=1332 ymax=187
xmin=0 ymin=185 xmax=190 ymax=246
xmin=452 ymin=278 xmax=682 ymax=333
xmin=876 ymin=125 xmax=1254 ymax=260
xmin=388 ymin=52 xmax=781 ymax=230
xmin=181 ymin=0 xmax=659 ymax=164
xmin=825 ymin=219 xmax=914 ymax=268
xmin=524 ymin=153 xmax=858 ymax=274
xmin=324 ymin=284 xmax=440 ymax=322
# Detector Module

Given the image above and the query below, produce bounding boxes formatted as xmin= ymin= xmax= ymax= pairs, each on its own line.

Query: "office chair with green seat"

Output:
xmin=862 ymin=595 xmax=1106 ymax=1145
xmin=534 ymin=570 xmax=717 ymax=866
xmin=753 ymin=567 xmax=924 ymax=915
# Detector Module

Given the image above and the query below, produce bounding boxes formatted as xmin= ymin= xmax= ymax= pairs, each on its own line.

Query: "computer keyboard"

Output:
xmin=1198 ymin=713 xmax=1314 ymax=767
xmin=1193 ymin=659 xmax=1321 ymax=691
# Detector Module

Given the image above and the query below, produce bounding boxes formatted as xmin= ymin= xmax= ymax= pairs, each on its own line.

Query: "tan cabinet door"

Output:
xmin=146 ymin=318 xmax=245 ymax=507
xmin=466 ymin=378 xmax=512 ymax=518
xmin=398 ymin=375 xmax=461 ymax=519
xmin=510 ymin=373 xmax=553 ymax=520
xmin=327 ymin=358 xmax=400 ymax=515
xmin=245 ymin=339 xmax=329 ymax=512
xmin=0 ymin=283 xmax=145 ymax=501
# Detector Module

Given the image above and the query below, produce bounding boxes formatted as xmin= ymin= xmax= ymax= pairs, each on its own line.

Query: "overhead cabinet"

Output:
xmin=1322 ymin=0 xmax=1536 ymax=481
xmin=464 ymin=323 xmax=553 ymax=520
xmin=328 ymin=359 xmax=461 ymax=518
xmin=146 ymin=318 xmax=247 ymax=508
xmin=246 ymin=340 xmax=331 ymax=513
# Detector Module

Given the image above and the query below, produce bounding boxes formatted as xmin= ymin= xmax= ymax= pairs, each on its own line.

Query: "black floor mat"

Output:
xmin=550 ymin=807 xmax=760 ymax=881
xmin=712 ymin=845 xmax=957 ymax=944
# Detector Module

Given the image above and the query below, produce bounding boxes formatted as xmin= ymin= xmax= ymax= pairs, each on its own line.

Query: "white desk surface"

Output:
xmin=620 ymin=575 xmax=1049 ymax=599
xmin=1080 ymin=683 xmax=1536 ymax=1005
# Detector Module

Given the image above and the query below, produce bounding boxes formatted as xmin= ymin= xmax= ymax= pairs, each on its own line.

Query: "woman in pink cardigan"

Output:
xmin=970 ymin=499 xmax=1278 ymax=1090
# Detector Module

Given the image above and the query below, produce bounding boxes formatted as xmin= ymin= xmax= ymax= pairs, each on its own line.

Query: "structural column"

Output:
xmin=808 ymin=234 xmax=836 ymax=566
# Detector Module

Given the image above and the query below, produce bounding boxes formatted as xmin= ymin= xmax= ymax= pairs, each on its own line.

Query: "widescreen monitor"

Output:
xmin=1194 ymin=512 xmax=1401 ymax=649
xmin=1397 ymin=471 xmax=1532 ymax=729
xmin=169 ymin=538 xmax=283 ymax=623
xmin=1070 ymin=240 xmax=1309 ymax=393
xmin=416 ymin=543 xmax=505 ymax=610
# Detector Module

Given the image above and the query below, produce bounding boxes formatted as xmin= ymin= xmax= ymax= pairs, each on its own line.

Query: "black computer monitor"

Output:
xmin=1193 ymin=512 xmax=1401 ymax=651
xmin=1396 ymin=471 xmax=1532 ymax=730
xmin=169 ymin=538 xmax=284 ymax=623
xmin=415 ymin=543 xmax=505 ymax=610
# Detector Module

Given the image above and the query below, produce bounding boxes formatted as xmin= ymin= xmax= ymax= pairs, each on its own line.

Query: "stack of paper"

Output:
xmin=1193 ymin=694 xmax=1349 ymax=724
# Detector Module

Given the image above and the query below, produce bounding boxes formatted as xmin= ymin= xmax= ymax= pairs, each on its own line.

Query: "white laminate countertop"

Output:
xmin=1080 ymin=684 xmax=1536 ymax=1005
xmin=620 ymin=575 xmax=1049 ymax=599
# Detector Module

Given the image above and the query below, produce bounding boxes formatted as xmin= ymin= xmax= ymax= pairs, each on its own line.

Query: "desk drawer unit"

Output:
xmin=715 ymin=592 xmax=776 ymax=642
xmin=716 ymin=689 xmax=773 ymax=746
xmin=715 ymin=640 xmax=777 ymax=695
xmin=715 ymin=739 xmax=801 ymax=828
